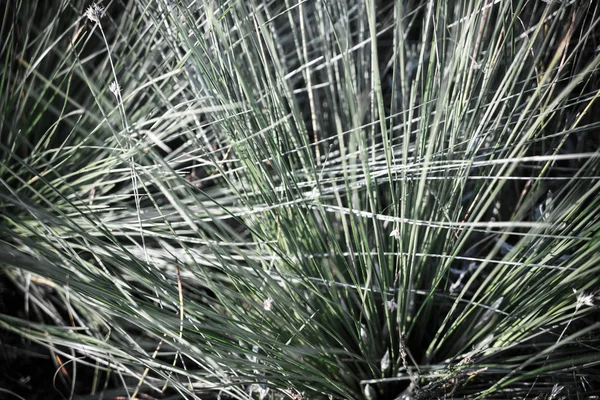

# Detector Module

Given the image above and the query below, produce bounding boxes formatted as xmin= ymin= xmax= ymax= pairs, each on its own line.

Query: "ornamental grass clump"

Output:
xmin=1 ymin=0 xmax=599 ymax=399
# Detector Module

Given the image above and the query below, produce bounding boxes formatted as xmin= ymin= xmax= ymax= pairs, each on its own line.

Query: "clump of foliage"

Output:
xmin=1 ymin=0 xmax=599 ymax=399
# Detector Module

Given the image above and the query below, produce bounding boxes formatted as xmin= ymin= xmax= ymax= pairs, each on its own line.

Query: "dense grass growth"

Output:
xmin=1 ymin=0 xmax=599 ymax=399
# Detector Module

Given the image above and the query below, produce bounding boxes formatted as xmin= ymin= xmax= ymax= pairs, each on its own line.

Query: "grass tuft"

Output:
xmin=1 ymin=0 xmax=599 ymax=399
